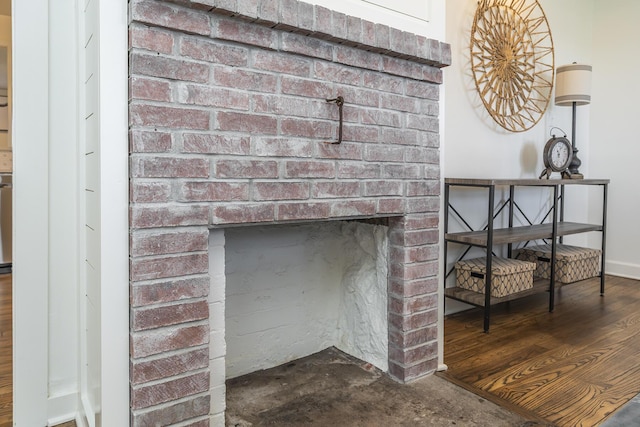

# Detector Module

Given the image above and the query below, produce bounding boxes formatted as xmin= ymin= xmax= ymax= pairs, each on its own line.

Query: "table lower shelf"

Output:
xmin=444 ymin=278 xmax=550 ymax=306
xmin=445 ymin=275 xmax=604 ymax=309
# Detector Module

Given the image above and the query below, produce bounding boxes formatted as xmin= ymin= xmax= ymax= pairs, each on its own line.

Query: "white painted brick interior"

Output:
xmin=208 ymin=230 xmax=226 ymax=421
xmin=223 ymin=221 xmax=388 ymax=379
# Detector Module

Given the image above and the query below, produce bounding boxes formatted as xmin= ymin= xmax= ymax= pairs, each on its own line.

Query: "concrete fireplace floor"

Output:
xmin=226 ymin=347 xmax=545 ymax=426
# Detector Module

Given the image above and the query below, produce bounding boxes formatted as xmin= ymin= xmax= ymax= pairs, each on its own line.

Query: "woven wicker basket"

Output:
xmin=455 ymin=257 xmax=536 ymax=298
xmin=516 ymin=244 xmax=601 ymax=284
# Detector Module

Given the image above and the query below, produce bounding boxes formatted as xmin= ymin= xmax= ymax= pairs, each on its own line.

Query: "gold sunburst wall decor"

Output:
xmin=470 ymin=0 xmax=554 ymax=132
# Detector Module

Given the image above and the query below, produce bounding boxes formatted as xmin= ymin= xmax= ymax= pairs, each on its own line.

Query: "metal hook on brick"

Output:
xmin=326 ymin=96 xmax=344 ymax=144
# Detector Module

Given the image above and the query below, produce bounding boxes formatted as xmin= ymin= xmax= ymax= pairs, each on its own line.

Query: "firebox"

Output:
xmin=223 ymin=221 xmax=389 ymax=378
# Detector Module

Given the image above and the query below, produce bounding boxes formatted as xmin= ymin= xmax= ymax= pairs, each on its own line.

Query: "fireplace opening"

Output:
xmin=222 ymin=220 xmax=389 ymax=379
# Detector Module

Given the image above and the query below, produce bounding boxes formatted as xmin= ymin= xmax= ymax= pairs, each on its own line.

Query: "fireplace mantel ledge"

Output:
xmin=134 ymin=0 xmax=451 ymax=70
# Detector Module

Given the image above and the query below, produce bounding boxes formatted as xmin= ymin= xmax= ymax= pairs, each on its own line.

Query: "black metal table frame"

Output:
xmin=444 ymin=179 xmax=608 ymax=332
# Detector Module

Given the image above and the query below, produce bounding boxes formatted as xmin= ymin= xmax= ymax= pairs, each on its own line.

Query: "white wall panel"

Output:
xmin=304 ymin=0 xmax=444 ymax=39
xmin=12 ymin=0 xmax=49 ymax=424
xmin=81 ymin=0 xmax=102 ymax=425
xmin=95 ymin=0 xmax=129 ymax=423
xmin=48 ymin=0 xmax=81 ymax=421
xmin=590 ymin=0 xmax=640 ymax=279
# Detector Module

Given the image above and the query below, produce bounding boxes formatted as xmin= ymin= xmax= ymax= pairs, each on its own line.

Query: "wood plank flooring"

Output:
xmin=0 ymin=274 xmax=76 ymax=427
xmin=0 ymin=274 xmax=11 ymax=427
xmin=2 ymin=272 xmax=638 ymax=426
xmin=442 ymin=275 xmax=640 ymax=427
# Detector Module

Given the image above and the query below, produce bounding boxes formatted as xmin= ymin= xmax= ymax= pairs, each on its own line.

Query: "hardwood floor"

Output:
xmin=442 ymin=275 xmax=640 ymax=426
xmin=2 ymin=272 xmax=638 ymax=426
xmin=0 ymin=274 xmax=76 ymax=427
xmin=0 ymin=273 xmax=11 ymax=427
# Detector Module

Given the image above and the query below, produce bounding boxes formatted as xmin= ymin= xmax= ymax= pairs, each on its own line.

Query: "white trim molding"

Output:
xmin=13 ymin=0 xmax=50 ymax=423
xmin=606 ymin=261 xmax=640 ymax=281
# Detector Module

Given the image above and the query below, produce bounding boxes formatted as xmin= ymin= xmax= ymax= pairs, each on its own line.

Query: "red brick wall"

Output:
xmin=129 ymin=0 xmax=450 ymax=424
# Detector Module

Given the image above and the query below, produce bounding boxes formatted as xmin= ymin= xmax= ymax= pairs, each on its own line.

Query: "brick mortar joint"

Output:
xmin=129 ymin=250 xmax=209 ymax=260
xmin=387 ymin=291 xmax=438 ymax=301
xmin=130 ymin=225 xmax=211 ymax=235
xmin=388 ymin=356 xmax=437 ymax=370
xmin=129 ymin=273 xmax=211 ymax=284
xmin=131 ymin=391 xmax=213 ymax=417
xmin=130 ymin=344 xmax=210 ymax=365
xmin=131 ymin=296 xmax=210 ymax=311
xmin=388 ymin=305 xmax=437 ymax=318
xmin=389 ymin=338 xmax=437 ymax=351
xmin=388 ymin=361 xmax=434 ymax=379
xmin=388 ymin=353 xmax=438 ymax=369
xmin=130 ymin=318 xmax=210 ymax=335
xmin=130 ymin=366 xmax=211 ymax=391
xmin=139 ymin=0 xmax=451 ymax=69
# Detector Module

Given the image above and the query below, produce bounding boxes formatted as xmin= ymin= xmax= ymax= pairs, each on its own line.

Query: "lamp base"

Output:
xmin=567 ymin=146 xmax=582 ymax=179
xmin=561 ymin=170 xmax=583 ymax=180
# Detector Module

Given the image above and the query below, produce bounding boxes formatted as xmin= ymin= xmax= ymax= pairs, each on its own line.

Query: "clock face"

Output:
xmin=551 ymin=142 xmax=570 ymax=169
xmin=542 ymin=136 xmax=572 ymax=173
xmin=540 ymin=136 xmax=573 ymax=179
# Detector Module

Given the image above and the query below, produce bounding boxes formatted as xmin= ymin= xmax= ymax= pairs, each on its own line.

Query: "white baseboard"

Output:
xmin=74 ymin=415 xmax=89 ymax=427
xmin=444 ymin=298 xmax=474 ymax=315
xmin=47 ymin=391 xmax=79 ymax=427
xmin=606 ymin=260 xmax=640 ymax=280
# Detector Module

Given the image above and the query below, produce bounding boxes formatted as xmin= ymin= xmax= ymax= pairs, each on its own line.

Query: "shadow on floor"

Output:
xmin=226 ymin=348 xmax=550 ymax=426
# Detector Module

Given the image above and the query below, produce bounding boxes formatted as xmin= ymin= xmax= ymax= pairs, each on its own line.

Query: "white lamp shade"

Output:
xmin=555 ymin=63 xmax=592 ymax=106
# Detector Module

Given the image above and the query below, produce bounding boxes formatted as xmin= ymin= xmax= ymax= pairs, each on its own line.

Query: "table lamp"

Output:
xmin=554 ymin=63 xmax=592 ymax=179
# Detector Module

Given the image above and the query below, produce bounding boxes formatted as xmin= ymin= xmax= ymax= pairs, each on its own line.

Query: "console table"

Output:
xmin=444 ymin=178 xmax=609 ymax=332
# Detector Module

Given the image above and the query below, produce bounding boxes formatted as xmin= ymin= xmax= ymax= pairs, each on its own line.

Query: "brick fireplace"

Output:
xmin=128 ymin=0 xmax=450 ymax=424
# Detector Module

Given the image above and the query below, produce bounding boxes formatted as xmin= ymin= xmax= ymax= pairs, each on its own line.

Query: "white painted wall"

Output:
xmin=444 ymin=0 xmax=638 ymax=289
xmin=88 ymin=0 xmax=129 ymax=425
xmin=590 ymin=0 xmax=640 ymax=279
xmin=13 ymin=0 xmax=129 ymax=425
xmin=224 ymin=222 xmax=388 ymax=378
xmin=48 ymin=0 xmax=81 ymax=422
xmin=13 ymin=1 xmax=84 ymax=421
xmin=12 ymin=0 xmax=49 ymax=423
xmin=79 ymin=0 xmax=103 ymax=424
xmin=543 ymin=1 xmax=596 ymax=251
xmin=444 ymin=0 xmax=593 ymax=181
xmin=442 ymin=1 xmax=603 ymax=313
xmin=304 ymin=0 xmax=445 ymax=40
